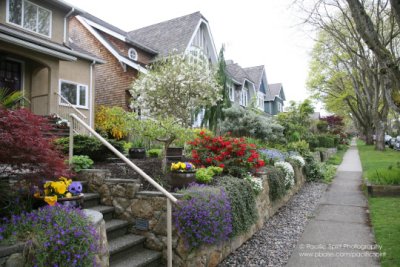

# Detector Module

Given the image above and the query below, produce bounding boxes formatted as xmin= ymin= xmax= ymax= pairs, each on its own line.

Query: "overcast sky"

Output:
xmin=65 ymin=0 xmax=316 ymax=105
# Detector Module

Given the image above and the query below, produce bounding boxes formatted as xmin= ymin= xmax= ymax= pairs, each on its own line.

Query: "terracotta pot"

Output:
xmin=169 ymin=171 xmax=196 ymax=189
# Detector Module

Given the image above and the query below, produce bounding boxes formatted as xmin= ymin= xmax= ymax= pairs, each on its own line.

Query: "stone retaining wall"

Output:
xmin=79 ymin=166 xmax=306 ymax=267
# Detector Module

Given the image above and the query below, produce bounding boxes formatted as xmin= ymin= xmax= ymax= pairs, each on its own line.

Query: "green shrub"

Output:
xmin=306 ymin=136 xmax=320 ymax=150
xmin=317 ymin=135 xmax=335 ymax=148
xmin=216 ymin=176 xmax=257 ymax=236
xmin=69 ymin=155 xmax=93 ymax=173
xmin=318 ymin=163 xmax=337 ymax=183
xmin=303 ymin=153 xmax=324 ymax=181
xmin=147 ymin=148 xmax=162 ymax=158
xmin=264 ymin=165 xmax=287 ymax=201
xmin=55 ymin=135 xmax=124 ymax=161
xmin=195 ymin=166 xmax=223 ymax=184
xmin=287 ymin=140 xmax=310 ymax=156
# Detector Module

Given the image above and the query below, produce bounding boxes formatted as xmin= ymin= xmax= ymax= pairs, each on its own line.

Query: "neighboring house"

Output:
xmin=225 ymin=60 xmax=257 ymax=109
xmin=69 ymin=11 xmax=218 ymax=112
xmin=0 ymin=0 xmax=104 ymax=127
xmin=244 ymin=65 xmax=268 ymax=112
xmin=265 ymin=83 xmax=286 ymax=115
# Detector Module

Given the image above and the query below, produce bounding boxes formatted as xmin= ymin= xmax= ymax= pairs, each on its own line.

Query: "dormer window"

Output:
xmin=7 ymin=0 xmax=52 ymax=37
xmin=128 ymin=48 xmax=138 ymax=61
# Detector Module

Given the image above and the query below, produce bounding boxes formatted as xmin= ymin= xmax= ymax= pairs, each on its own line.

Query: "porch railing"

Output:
xmin=54 ymin=92 xmax=89 ymax=134
xmin=68 ymin=113 xmax=177 ymax=267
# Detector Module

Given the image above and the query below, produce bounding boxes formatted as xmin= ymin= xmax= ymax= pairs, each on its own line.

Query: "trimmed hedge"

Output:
xmin=317 ymin=135 xmax=335 ymax=148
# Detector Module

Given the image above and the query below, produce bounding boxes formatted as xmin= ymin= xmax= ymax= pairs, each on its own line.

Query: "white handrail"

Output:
xmin=55 ymin=92 xmax=87 ymax=119
xmin=69 ymin=113 xmax=177 ymax=267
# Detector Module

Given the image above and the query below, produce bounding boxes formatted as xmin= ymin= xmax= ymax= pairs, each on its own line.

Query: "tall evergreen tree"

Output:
xmin=202 ymin=46 xmax=231 ymax=133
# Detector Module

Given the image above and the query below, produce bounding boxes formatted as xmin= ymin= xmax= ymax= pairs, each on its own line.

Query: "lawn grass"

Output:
xmin=357 ymin=140 xmax=400 ymax=266
xmin=369 ymin=197 xmax=400 ymax=267
xmin=356 ymin=140 xmax=400 ymax=183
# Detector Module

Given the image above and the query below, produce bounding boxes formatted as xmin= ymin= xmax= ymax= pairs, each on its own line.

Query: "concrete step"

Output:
xmin=90 ymin=205 xmax=115 ymax=221
xmin=106 ymin=219 xmax=130 ymax=240
xmin=109 ymin=234 xmax=146 ymax=259
xmin=82 ymin=192 xmax=100 ymax=208
xmin=110 ymin=247 xmax=162 ymax=267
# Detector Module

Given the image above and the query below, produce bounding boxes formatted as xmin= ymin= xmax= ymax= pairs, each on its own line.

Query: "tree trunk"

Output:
xmin=364 ymin=127 xmax=374 ymax=145
xmin=374 ymin=121 xmax=387 ymax=151
xmin=161 ymin=140 xmax=173 ymax=174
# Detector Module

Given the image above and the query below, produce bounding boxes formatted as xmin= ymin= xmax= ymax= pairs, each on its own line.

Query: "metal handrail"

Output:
xmin=69 ymin=113 xmax=176 ymax=267
xmin=55 ymin=92 xmax=87 ymax=119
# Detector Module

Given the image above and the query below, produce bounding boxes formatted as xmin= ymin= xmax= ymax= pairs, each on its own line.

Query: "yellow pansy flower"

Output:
xmin=51 ymin=181 xmax=67 ymax=195
xmin=65 ymin=192 xmax=72 ymax=198
xmin=44 ymin=196 xmax=57 ymax=206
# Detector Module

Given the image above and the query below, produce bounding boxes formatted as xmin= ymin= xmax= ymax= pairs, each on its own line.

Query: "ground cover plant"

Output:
xmin=0 ymin=205 xmax=100 ymax=267
xmin=173 ymin=184 xmax=232 ymax=249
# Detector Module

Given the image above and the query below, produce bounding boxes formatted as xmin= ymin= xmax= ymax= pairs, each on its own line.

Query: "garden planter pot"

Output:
xmin=129 ymin=148 xmax=146 ymax=159
xmin=169 ymin=171 xmax=196 ymax=189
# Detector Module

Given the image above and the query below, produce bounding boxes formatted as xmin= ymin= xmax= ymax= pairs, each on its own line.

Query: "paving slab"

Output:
xmin=315 ymin=204 xmax=368 ymax=224
xmin=286 ymin=140 xmax=379 ymax=267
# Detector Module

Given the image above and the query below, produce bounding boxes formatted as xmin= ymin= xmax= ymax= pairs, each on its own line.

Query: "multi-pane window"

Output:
xmin=240 ymin=88 xmax=248 ymax=107
xmin=7 ymin=0 xmax=52 ymax=37
xmin=258 ymin=93 xmax=264 ymax=110
xmin=60 ymin=80 xmax=88 ymax=108
xmin=227 ymin=82 xmax=234 ymax=101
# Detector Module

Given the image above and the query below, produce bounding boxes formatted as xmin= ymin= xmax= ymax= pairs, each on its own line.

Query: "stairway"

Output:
xmin=41 ymin=116 xmax=70 ymax=138
xmin=79 ymin=181 xmax=163 ymax=267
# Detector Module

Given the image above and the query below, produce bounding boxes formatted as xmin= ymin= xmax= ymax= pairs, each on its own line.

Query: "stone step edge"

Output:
xmin=108 ymin=234 xmax=146 ymax=255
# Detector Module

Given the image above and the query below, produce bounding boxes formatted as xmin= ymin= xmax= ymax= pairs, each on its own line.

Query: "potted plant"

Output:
xmin=33 ymin=177 xmax=83 ymax=208
xmin=129 ymin=139 xmax=147 ymax=159
xmin=169 ymin=162 xmax=196 ymax=189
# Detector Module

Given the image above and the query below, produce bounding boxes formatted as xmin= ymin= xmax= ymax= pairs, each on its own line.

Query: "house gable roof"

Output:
xmin=226 ymin=61 xmax=254 ymax=86
xmin=126 ymin=12 xmax=204 ymax=58
xmin=266 ymin=83 xmax=285 ymax=101
xmin=244 ymin=65 xmax=265 ymax=93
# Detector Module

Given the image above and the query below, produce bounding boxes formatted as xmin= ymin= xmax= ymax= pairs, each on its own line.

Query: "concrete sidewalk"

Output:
xmin=286 ymin=141 xmax=380 ymax=267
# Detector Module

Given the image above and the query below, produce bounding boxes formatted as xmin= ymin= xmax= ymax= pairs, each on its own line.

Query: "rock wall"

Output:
xmin=79 ymin=166 xmax=306 ymax=267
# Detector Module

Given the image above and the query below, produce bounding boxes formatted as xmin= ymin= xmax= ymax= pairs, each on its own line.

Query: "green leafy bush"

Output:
xmin=216 ymin=176 xmax=257 ymax=236
xmin=195 ymin=166 xmax=223 ymax=184
xmin=55 ymin=135 xmax=124 ymax=161
xmin=303 ymin=153 xmax=324 ymax=181
xmin=287 ymin=140 xmax=310 ymax=156
xmin=264 ymin=166 xmax=287 ymax=201
xmin=69 ymin=155 xmax=93 ymax=173
xmin=306 ymin=135 xmax=319 ymax=150
xmin=318 ymin=163 xmax=337 ymax=183
xmin=147 ymin=148 xmax=162 ymax=158
xmin=317 ymin=135 xmax=335 ymax=148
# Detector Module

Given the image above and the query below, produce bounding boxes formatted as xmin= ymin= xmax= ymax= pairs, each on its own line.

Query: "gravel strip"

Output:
xmin=219 ymin=182 xmax=328 ymax=267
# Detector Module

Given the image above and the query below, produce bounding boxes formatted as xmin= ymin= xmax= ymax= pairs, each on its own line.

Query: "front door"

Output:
xmin=0 ymin=58 xmax=22 ymax=94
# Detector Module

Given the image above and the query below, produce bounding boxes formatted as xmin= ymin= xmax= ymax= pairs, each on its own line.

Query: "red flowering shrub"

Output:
xmin=188 ymin=131 xmax=265 ymax=177
xmin=0 ymin=108 xmax=69 ymax=183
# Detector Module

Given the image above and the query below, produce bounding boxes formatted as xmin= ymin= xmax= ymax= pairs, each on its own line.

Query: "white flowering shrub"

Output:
xmin=244 ymin=174 xmax=263 ymax=195
xmin=289 ymin=155 xmax=306 ymax=167
xmin=274 ymin=161 xmax=295 ymax=187
xmin=130 ymin=53 xmax=222 ymax=127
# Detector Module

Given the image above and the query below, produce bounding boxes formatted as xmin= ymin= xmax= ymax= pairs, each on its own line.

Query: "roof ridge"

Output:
xmin=128 ymin=11 xmax=202 ymax=33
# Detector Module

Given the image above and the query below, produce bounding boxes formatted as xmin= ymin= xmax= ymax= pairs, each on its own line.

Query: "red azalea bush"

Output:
xmin=0 ymin=108 xmax=69 ymax=183
xmin=188 ymin=131 xmax=265 ymax=177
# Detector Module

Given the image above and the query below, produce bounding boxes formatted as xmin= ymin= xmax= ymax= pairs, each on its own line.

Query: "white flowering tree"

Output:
xmin=130 ymin=54 xmax=222 ymax=127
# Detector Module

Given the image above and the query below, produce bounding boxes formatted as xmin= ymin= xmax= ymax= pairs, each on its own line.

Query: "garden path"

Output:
xmin=286 ymin=140 xmax=381 ymax=267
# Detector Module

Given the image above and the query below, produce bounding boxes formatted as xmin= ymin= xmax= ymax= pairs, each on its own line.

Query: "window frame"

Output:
xmin=6 ymin=0 xmax=52 ymax=38
xmin=59 ymin=79 xmax=89 ymax=109
xmin=227 ymin=81 xmax=234 ymax=101
xmin=128 ymin=48 xmax=138 ymax=61
xmin=240 ymin=88 xmax=248 ymax=107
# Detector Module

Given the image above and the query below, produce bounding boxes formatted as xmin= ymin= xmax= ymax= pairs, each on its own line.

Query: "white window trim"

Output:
xmin=227 ymin=82 xmax=234 ymax=101
xmin=240 ymin=88 xmax=248 ymax=107
xmin=6 ymin=0 xmax=52 ymax=38
xmin=128 ymin=48 xmax=138 ymax=61
xmin=59 ymin=79 xmax=89 ymax=109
